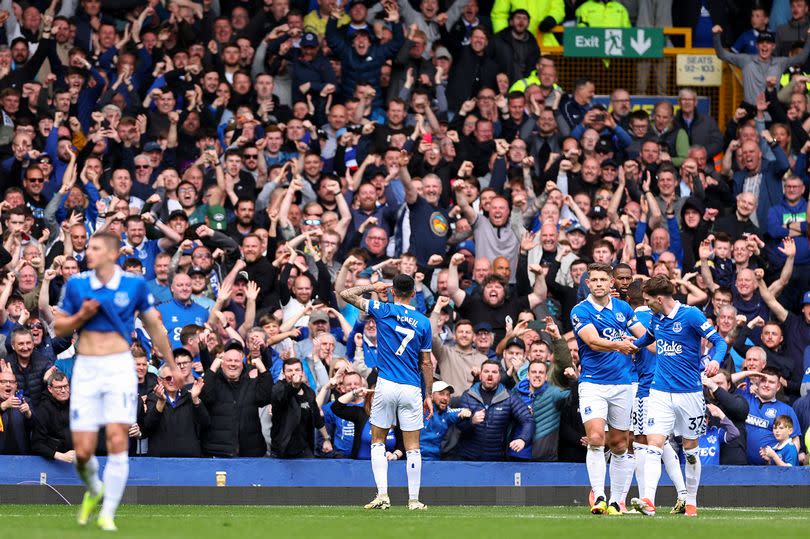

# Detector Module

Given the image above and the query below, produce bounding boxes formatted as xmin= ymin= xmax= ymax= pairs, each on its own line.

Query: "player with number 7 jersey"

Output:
xmin=339 ymin=275 xmax=434 ymax=512
xmin=366 ymin=299 xmax=432 ymax=388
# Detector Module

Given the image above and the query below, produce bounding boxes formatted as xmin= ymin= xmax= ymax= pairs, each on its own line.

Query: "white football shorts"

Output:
xmin=646 ymin=389 xmax=707 ymax=439
xmin=70 ymin=351 xmax=138 ymax=432
xmin=370 ymin=377 xmax=424 ymax=431
xmin=578 ymin=382 xmax=633 ymax=431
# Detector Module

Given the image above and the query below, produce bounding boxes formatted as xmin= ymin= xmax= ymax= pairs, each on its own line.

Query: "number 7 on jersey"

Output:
xmin=394 ymin=325 xmax=415 ymax=356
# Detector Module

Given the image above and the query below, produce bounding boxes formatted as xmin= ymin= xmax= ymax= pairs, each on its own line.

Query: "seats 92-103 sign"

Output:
xmin=563 ymin=28 xmax=664 ymax=59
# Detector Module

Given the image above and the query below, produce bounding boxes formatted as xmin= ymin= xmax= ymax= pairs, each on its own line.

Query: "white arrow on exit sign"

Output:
xmin=630 ymin=29 xmax=652 ymax=56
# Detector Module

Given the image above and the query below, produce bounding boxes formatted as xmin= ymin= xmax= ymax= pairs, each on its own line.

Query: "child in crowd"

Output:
xmin=760 ymin=415 xmax=799 ymax=466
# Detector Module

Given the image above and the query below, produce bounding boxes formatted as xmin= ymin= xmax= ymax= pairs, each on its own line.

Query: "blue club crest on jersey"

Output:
xmin=672 ymin=322 xmax=682 ymax=333
xmin=616 ymin=312 xmax=626 ymax=322
xmin=114 ymin=292 xmax=130 ymax=308
xmin=584 ymin=406 xmax=592 ymax=415
xmin=765 ymin=408 xmax=777 ymax=418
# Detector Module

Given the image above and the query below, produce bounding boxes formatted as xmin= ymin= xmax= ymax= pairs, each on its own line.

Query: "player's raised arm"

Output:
xmin=339 ymin=282 xmax=392 ymax=311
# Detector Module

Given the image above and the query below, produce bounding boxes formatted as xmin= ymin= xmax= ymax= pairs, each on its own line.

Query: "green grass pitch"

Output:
xmin=2 ymin=505 xmax=809 ymax=538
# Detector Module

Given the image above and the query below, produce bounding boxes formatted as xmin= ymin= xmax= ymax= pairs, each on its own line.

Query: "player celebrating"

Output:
xmin=630 ymin=276 xmax=726 ymax=517
xmin=54 ymin=233 xmax=183 ymax=531
xmin=340 ymin=274 xmax=434 ymax=511
xmin=570 ymin=264 xmax=646 ymax=515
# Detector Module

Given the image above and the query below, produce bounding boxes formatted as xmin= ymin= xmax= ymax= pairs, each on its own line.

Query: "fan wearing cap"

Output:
xmin=2 ymin=16 xmax=54 ymax=93
xmin=188 ymin=266 xmax=215 ymax=310
xmin=280 ymin=30 xmax=339 ymax=107
xmin=326 ymin=3 xmax=404 ymax=111
xmin=430 ymin=298 xmax=488 ymax=394
xmin=713 ymin=24 xmax=810 ymax=105
xmin=420 ymin=380 xmax=472 ymax=460
xmin=338 ymin=0 xmax=373 ymax=40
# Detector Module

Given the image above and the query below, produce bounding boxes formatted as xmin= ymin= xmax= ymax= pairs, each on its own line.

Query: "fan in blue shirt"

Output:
xmin=156 ymin=274 xmax=209 ymax=348
xmin=761 ymin=414 xmax=800 ymax=466
xmin=742 ymin=367 xmax=801 ymax=465
xmin=120 ymin=217 xmax=181 ymax=281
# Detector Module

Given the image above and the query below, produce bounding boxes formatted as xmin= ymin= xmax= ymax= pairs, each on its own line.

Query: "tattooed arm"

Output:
xmin=338 ymin=282 xmax=392 ymax=312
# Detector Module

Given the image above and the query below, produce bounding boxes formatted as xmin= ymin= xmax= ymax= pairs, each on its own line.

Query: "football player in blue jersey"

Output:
xmin=630 ymin=276 xmax=727 ymax=518
xmin=340 ymin=274 xmax=434 ymax=511
xmin=626 ymin=281 xmax=688 ymax=514
xmin=54 ymin=232 xmax=183 ymax=531
xmin=570 ymin=264 xmax=648 ymax=515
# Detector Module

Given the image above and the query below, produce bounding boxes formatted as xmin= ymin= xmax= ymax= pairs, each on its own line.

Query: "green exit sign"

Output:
xmin=563 ymin=28 xmax=664 ymax=58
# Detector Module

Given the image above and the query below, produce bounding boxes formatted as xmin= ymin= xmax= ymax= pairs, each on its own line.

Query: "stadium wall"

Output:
xmin=1 ymin=457 xmax=808 ymax=506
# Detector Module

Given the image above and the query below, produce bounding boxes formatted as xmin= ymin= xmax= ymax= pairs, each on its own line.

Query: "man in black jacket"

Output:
xmin=31 ymin=371 xmax=73 ymax=462
xmin=446 ymin=26 xmax=499 ymax=112
xmin=702 ymin=370 xmax=749 ymax=465
xmin=143 ymin=365 xmax=209 ymax=457
xmin=270 ymin=357 xmax=333 ymax=458
xmin=6 ymin=327 xmax=53 ymax=407
xmin=199 ymin=341 xmax=274 ymax=457
xmin=492 ymin=10 xmax=539 ymax=83
xmin=0 ymin=366 xmax=32 ymax=454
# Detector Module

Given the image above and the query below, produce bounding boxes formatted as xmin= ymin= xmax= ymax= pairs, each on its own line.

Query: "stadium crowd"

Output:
xmin=0 ymin=0 xmax=809 ymax=467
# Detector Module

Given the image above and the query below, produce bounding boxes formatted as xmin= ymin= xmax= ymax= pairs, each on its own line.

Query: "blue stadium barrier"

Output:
xmin=2 ymin=456 xmax=808 ymax=488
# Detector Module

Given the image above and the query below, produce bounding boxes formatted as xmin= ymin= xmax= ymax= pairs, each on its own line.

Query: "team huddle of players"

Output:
xmin=571 ymin=263 xmax=727 ymax=517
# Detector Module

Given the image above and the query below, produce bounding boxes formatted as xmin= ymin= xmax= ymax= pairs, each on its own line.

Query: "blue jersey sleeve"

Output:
xmin=446 ymin=408 xmax=463 ymax=425
xmin=633 ymin=321 xmax=655 ymax=349
xmin=419 ymin=321 xmax=432 ymax=353
xmin=365 ymin=299 xmax=391 ymax=319
xmin=571 ymin=305 xmax=592 ymax=335
xmin=57 ymin=278 xmax=79 ymax=315
xmin=623 ymin=303 xmax=644 ymax=333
